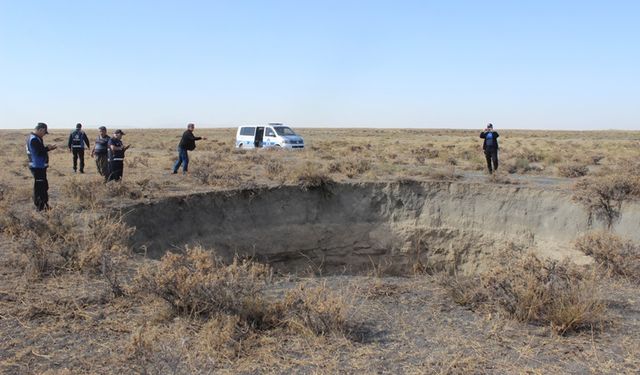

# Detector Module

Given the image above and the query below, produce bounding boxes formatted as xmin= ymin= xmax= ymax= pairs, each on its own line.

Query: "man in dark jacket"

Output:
xmin=172 ymin=123 xmax=207 ymax=175
xmin=107 ymin=129 xmax=130 ymax=182
xmin=480 ymin=123 xmax=499 ymax=174
xmin=68 ymin=123 xmax=90 ymax=173
xmin=26 ymin=123 xmax=57 ymax=210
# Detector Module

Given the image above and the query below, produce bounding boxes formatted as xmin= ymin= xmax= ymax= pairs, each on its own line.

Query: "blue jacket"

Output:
xmin=68 ymin=130 xmax=90 ymax=149
xmin=480 ymin=131 xmax=499 ymax=150
xmin=26 ymin=133 xmax=49 ymax=169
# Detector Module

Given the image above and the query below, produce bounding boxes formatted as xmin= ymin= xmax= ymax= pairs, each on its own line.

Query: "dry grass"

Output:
xmin=0 ymin=206 xmax=134 ymax=296
xmin=134 ymin=247 xmax=354 ymax=338
xmin=275 ymin=282 xmax=350 ymax=337
xmin=3 ymin=128 xmax=640 ymax=203
xmin=558 ymin=163 xmax=590 ymax=178
xmin=135 ymin=246 xmax=271 ymax=321
xmin=2 ymin=208 xmax=129 ymax=273
xmin=575 ymin=231 xmax=640 ymax=282
xmin=442 ymin=253 xmax=607 ymax=335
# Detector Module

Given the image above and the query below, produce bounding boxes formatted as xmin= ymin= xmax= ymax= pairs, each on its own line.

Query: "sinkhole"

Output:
xmin=123 ymin=181 xmax=637 ymax=275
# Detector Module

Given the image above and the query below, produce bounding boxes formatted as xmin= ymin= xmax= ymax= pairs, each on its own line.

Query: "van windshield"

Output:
xmin=274 ymin=126 xmax=296 ymax=136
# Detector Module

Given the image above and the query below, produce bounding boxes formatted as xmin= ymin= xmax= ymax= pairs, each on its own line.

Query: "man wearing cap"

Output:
xmin=172 ymin=123 xmax=207 ymax=175
xmin=91 ymin=126 xmax=111 ymax=177
xmin=107 ymin=129 xmax=130 ymax=182
xmin=68 ymin=123 xmax=91 ymax=173
xmin=480 ymin=123 xmax=500 ymax=174
xmin=26 ymin=123 xmax=57 ymax=210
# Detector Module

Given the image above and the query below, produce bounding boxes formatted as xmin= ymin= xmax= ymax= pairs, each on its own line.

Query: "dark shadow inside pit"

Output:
xmin=123 ymin=181 xmax=603 ymax=275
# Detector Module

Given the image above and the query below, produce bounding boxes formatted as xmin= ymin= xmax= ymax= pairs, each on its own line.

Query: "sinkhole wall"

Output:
xmin=123 ymin=181 xmax=640 ymax=274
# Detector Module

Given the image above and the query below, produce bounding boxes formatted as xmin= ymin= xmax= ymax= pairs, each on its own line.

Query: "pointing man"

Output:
xmin=173 ymin=123 xmax=207 ymax=175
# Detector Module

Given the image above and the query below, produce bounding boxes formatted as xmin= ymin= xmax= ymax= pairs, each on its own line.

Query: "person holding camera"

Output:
xmin=172 ymin=123 xmax=207 ymax=175
xmin=107 ymin=129 xmax=130 ymax=182
xmin=480 ymin=123 xmax=499 ymax=174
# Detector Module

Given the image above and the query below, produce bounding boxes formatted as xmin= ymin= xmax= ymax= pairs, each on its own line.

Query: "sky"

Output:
xmin=1 ymin=1 xmax=639 ymax=130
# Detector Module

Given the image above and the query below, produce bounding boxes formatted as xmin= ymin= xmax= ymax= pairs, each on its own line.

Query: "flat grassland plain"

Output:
xmin=1 ymin=128 xmax=639 ymax=374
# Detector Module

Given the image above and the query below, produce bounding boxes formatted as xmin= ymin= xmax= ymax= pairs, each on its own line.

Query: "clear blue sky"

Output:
xmin=1 ymin=1 xmax=639 ymax=130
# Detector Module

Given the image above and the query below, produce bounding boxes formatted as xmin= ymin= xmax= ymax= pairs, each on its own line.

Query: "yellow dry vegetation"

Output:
xmin=1 ymin=128 xmax=640 ymax=373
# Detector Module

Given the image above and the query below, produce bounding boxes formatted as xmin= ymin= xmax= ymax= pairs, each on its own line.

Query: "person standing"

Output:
xmin=26 ymin=123 xmax=57 ymax=210
xmin=68 ymin=123 xmax=90 ymax=173
xmin=172 ymin=123 xmax=207 ymax=175
xmin=91 ymin=126 xmax=111 ymax=177
xmin=107 ymin=129 xmax=130 ymax=182
xmin=480 ymin=123 xmax=500 ymax=174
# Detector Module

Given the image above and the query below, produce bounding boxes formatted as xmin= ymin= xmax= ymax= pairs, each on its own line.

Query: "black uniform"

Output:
xmin=480 ymin=130 xmax=499 ymax=173
xmin=107 ymin=138 xmax=125 ymax=181
xmin=68 ymin=129 xmax=90 ymax=173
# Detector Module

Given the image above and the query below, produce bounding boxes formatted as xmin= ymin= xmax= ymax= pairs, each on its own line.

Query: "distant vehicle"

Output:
xmin=235 ymin=123 xmax=304 ymax=149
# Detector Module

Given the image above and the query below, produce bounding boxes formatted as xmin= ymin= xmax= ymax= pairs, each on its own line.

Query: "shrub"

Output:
xmin=575 ymin=231 xmax=640 ymax=282
xmin=590 ymin=155 xmax=605 ymax=165
xmin=411 ymin=147 xmax=439 ymax=159
xmin=513 ymin=158 xmax=531 ymax=173
xmin=5 ymin=208 xmax=134 ymax=292
xmin=327 ymin=158 xmax=372 ymax=177
xmin=191 ymin=159 xmax=244 ymax=188
xmin=574 ymin=175 xmax=640 ymax=228
xmin=275 ymin=282 xmax=350 ymax=336
xmin=105 ymin=180 xmax=144 ymax=200
xmin=265 ymin=158 xmax=284 ymax=178
xmin=61 ymin=177 xmax=101 ymax=204
xmin=126 ymin=156 xmax=150 ymax=168
xmin=558 ymin=163 xmax=589 ymax=178
xmin=343 ymin=158 xmax=372 ymax=178
xmin=291 ymin=163 xmax=335 ymax=191
xmin=443 ymin=253 xmax=606 ymax=335
xmin=135 ymin=246 xmax=271 ymax=322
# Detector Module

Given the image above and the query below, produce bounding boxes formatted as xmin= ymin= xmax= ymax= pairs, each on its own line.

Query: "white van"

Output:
xmin=235 ymin=123 xmax=304 ymax=149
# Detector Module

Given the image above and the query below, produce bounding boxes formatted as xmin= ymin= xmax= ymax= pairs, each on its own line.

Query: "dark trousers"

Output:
xmin=108 ymin=161 xmax=123 ymax=181
xmin=173 ymin=147 xmax=189 ymax=173
xmin=72 ymin=148 xmax=85 ymax=172
xmin=30 ymin=168 xmax=49 ymax=211
xmin=484 ymin=149 xmax=499 ymax=173
xmin=95 ymin=153 xmax=109 ymax=176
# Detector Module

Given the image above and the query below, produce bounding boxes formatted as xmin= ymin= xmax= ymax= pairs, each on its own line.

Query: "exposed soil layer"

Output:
xmin=125 ymin=181 xmax=640 ymax=274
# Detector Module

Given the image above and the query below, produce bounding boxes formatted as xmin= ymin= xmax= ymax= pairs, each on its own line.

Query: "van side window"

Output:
xmin=240 ymin=127 xmax=255 ymax=136
xmin=265 ymin=128 xmax=276 ymax=137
